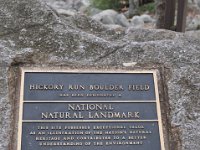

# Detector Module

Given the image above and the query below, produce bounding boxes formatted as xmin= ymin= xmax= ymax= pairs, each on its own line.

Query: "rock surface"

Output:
xmin=186 ymin=15 xmax=200 ymax=30
xmin=114 ymin=14 xmax=130 ymax=27
xmin=92 ymin=9 xmax=118 ymax=25
xmin=140 ymin=14 xmax=155 ymax=23
xmin=42 ymin=0 xmax=90 ymax=14
xmin=92 ymin=10 xmax=131 ymax=27
xmin=0 ymin=0 xmax=200 ymax=150
xmin=131 ymin=16 xmax=145 ymax=28
xmin=188 ymin=0 xmax=200 ymax=8
xmin=185 ymin=30 xmax=200 ymax=39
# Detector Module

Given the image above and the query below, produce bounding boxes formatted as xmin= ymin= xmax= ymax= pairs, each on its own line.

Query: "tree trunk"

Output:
xmin=155 ymin=0 xmax=166 ymax=28
xmin=129 ymin=0 xmax=139 ymax=18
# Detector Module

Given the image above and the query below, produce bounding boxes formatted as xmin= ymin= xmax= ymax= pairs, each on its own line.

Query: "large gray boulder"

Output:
xmin=0 ymin=0 xmax=200 ymax=150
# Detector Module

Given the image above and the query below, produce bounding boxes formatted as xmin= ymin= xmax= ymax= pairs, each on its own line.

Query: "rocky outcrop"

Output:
xmin=0 ymin=0 xmax=200 ymax=150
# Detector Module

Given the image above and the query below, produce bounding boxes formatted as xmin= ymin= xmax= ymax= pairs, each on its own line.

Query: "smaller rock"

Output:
xmin=130 ymin=16 xmax=144 ymax=28
xmin=92 ymin=9 xmax=118 ymax=25
xmin=140 ymin=14 xmax=155 ymax=23
xmin=186 ymin=15 xmax=200 ymax=30
xmin=115 ymin=14 xmax=130 ymax=27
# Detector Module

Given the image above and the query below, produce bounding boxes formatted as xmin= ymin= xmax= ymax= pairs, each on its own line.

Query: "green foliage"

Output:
xmin=138 ymin=2 xmax=156 ymax=14
xmin=91 ymin=0 xmax=122 ymax=11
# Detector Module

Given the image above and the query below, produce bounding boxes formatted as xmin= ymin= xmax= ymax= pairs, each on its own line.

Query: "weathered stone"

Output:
xmin=114 ymin=14 xmax=130 ymax=27
xmin=140 ymin=14 xmax=155 ymax=23
xmin=130 ymin=16 xmax=145 ymax=28
xmin=188 ymin=0 xmax=200 ymax=8
xmin=87 ymin=7 xmax=102 ymax=16
xmin=186 ymin=15 xmax=200 ymax=30
xmin=0 ymin=0 xmax=200 ymax=150
xmin=185 ymin=30 xmax=200 ymax=39
xmin=92 ymin=9 xmax=118 ymax=25
xmin=92 ymin=11 xmax=130 ymax=27
xmin=42 ymin=0 xmax=90 ymax=12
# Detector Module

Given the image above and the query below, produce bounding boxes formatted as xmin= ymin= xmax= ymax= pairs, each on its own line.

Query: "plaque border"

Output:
xmin=17 ymin=68 xmax=165 ymax=150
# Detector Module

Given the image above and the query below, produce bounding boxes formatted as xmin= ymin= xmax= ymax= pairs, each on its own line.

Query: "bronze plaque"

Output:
xmin=18 ymin=69 xmax=165 ymax=150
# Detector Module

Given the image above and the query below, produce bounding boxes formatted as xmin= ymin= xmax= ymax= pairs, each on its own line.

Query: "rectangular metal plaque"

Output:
xmin=18 ymin=69 xmax=165 ymax=150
